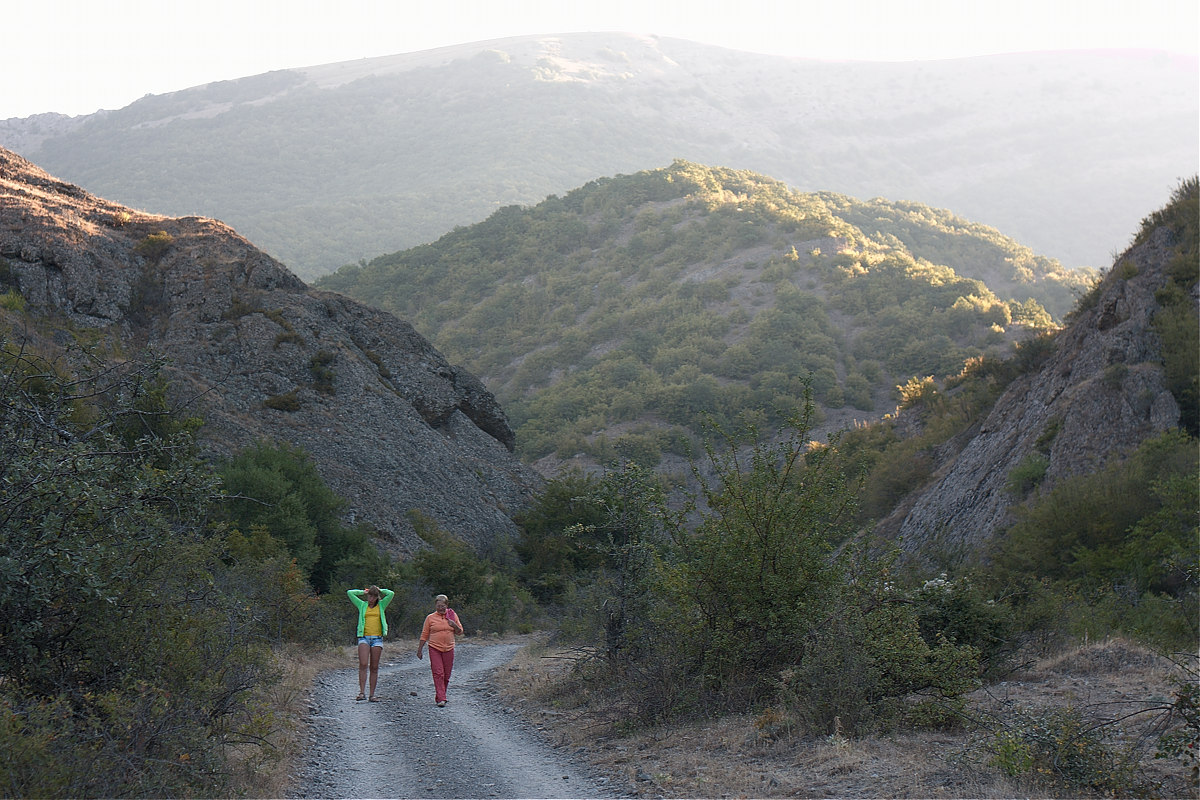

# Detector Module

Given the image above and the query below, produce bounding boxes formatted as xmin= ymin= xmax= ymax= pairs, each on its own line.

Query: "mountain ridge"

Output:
xmin=1 ymin=33 xmax=1194 ymax=278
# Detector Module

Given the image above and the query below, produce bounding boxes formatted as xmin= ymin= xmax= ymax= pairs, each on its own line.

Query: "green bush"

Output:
xmin=405 ymin=513 xmax=535 ymax=634
xmin=218 ymin=440 xmax=382 ymax=592
xmin=682 ymin=405 xmax=854 ymax=697
xmin=1155 ymin=663 xmax=1199 ymax=787
xmin=551 ymin=394 xmax=982 ymax=732
xmin=990 ymin=432 xmax=1198 ymax=650
xmin=223 ymin=294 xmax=263 ymax=320
xmin=1005 ymin=452 xmax=1049 ymax=496
xmin=912 ymin=572 xmax=1016 ymax=679
xmin=133 ymin=230 xmax=174 ymax=261
xmin=264 ymin=388 xmax=303 ymax=411
xmin=789 ymin=581 xmax=980 ymax=735
xmin=514 ymin=471 xmax=607 ymax=604
xmin=997 ymin=432 xmax=1196 ymax=589
xmin=985 ymin=705 xmax=1147 ymax=796
xmin=0 ymin=338 xmax=275 ymax=797
xmin=309 ymin=349 xmax=337 ymax=394
xmin=0 ymin=288 xmax=25 ymax=311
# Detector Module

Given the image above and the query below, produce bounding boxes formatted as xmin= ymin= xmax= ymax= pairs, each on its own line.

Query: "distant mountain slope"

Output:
xmin=0 ymin=147 xmax=540 ymax=556
xmin=318 ymin=161 xmax=1092 ymax=471
xmin=1 ymin=34 xmax=1195 ymax=279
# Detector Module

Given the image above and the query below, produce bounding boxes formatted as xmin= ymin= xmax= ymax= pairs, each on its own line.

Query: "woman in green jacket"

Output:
xmin=347 ymin=585 xmax=394 ymax=701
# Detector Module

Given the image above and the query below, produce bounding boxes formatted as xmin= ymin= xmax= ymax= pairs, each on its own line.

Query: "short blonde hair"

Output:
xmin=435 ymin=594 xmax=448 ymax=603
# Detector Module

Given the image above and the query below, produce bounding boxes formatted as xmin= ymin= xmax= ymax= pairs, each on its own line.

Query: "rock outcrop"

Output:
xmin=881 ymin=222 xmax=1184 ymax=557
xmin=0 ymin=147 xmax=542 ymax=556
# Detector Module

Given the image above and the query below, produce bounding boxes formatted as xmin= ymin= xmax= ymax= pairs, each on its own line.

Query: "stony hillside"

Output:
xmin=0 ymin=147 xmax=541 ymax=556
xmin=878 ymin=190 xmax=1193 ymax=554
xmin=1 ymin=34 xmax=1195 ymax=278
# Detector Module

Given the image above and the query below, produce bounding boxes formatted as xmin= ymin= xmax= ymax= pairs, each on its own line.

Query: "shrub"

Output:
xmin=134 ymin=230 xmax=174 ymax=261
xmin=787 ymin=572 xmax=980 ymax=735
xmin=264 ymin=389 xmax=302 ymax=411
xmin=554 ymin=393 xmax=982 ymax=732
xmin=0 ymin=338 xmax=275 ymax=797
xmin=898 ymin=375 xmax=937 ymax=408
xmin=912 ymin=572 xmax=1016 ymax=678
xmin=514 ymin=471 xmax=607 ymax=604
xmin=1155 ymin=662 xmax=1200 ymax=789
xmin=309 ymin=349 xmax=336 ymax=394
xmin=997 ymin=432 xmax=1196 ymax=588
xmin=683 ymin=403 xmax=855 ymax=697
xmin=1101 ymin=362 xmax=1129 ymax=389
xmin=274 ymin=330 xmax=304 ymax=347
xmin=1153 ymin=296 xmax=1199 ymax=438
xmin=1005 ymin=452 xmax=1048 ymax=496
xmin=0 ymin=288 xmax=25 ymax=311
xmin=218 ymin=440 xmax=380 ymax=593
xmin=985 ymin=705 xmax=1146 ymax=796
xmin=126 ymin=259 xmax=166 ymax=326
xmin=406 ymin=513 xmax=535 ymax=634
xmin=223 ymin=294 xmax=262 ymax=320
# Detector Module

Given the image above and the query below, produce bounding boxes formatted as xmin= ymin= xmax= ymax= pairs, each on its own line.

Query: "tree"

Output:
xmin=218 ymin=440 xmax=374 ymax=592
xmin=558 ymin=389 xmax=981 ymax=731
xmin=0 ymin=331 xmax=272 ymax=796
xmin=514 ymin=471 xmax=607 ymax=603
xmin=683 ymin=395 xmax=856 ymax=692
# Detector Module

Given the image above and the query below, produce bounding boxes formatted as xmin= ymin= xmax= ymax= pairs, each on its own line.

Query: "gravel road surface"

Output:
xmin=288 ymin=642 xmax=622 ymax=799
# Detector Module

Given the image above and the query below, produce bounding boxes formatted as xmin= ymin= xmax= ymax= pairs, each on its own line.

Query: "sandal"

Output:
xmin=356 ymin=693 xmax=365 ymax=701
xmin=368 ymin=696 xmax=380 ymax=702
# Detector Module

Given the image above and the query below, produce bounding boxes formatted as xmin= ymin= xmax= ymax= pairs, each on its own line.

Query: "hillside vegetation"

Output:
xmin=493 ymin=179 xmax=1198 ymax=798
xmin=320 ymin=161 xmax=1093 ymax=468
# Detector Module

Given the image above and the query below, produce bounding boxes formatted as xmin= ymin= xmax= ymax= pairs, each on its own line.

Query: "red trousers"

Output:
xmin=428 ymin=646 xmax=454 ymax=702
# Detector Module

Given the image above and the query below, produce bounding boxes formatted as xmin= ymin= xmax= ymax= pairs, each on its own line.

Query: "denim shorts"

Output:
xmin=358 ymin=636 xmax=384 ymax=648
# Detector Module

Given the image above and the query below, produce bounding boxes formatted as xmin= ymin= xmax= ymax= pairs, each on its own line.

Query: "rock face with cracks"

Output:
xmin=0 ymin=146 xmax=542 ymax=556
xmin=878 ymin=223 xmax=1184 ymax=556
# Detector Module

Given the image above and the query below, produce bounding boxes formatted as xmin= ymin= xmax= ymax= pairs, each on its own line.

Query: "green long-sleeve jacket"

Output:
xmin=347 ymin=588 xmax=395 ymax=637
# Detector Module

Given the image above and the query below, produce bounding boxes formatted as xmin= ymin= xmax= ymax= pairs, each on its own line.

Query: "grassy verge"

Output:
xmin=228 ymin=644 xmax=351 ymax=798
xmin=491 ymin=636 xmax=1196 ymax=799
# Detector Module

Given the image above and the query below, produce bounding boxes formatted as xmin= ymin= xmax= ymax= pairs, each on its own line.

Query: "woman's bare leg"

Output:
xmin=357 ymin=641 xmax=369 ymax=698
xmin=368 ymin=645 xmax=382 ymax=698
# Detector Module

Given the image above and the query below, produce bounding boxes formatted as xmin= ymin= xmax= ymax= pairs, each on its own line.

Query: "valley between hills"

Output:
xmin=0 ymin=34 xmax=1196 ymax=798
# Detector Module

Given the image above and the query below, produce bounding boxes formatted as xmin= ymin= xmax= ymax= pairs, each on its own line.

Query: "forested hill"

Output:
xmin=318 ymin=161 xmax=1095 ymax=471
xmin=2 ymin=34 xmax=1195 ymax=278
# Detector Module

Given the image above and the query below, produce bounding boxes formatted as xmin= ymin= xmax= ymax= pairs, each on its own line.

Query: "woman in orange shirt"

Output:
xmin=417 ymin=593 xmax=464 ymax=707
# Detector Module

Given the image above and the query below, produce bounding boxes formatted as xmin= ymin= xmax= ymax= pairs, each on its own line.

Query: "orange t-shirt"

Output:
xmin=420 ymin=611 xmax=460 ymax=652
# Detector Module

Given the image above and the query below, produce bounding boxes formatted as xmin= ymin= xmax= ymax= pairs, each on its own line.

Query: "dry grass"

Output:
xmin=492 ymin=635 xmax=1197 ymax=799
xmin=228 ymin=643 xmax=351 ymax=798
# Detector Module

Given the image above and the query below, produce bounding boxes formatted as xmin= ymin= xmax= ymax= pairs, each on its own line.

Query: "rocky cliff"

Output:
xmin=0 ymin=147 xmax=542 ymax=556
xmin=881 ymin=216 xmax=1187 ymax=556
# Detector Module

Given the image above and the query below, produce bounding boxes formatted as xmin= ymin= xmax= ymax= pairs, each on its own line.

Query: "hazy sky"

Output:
xmin=4 ymin=0 xmax=1197 ymax=119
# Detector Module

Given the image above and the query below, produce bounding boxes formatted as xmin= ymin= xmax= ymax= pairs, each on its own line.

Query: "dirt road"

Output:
xmin=287 ymin=641 xmax=621 ymax=799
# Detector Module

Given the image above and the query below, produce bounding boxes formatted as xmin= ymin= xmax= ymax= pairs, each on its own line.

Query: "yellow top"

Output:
xmin=363 ymin=604 xmax=383 ymax=637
